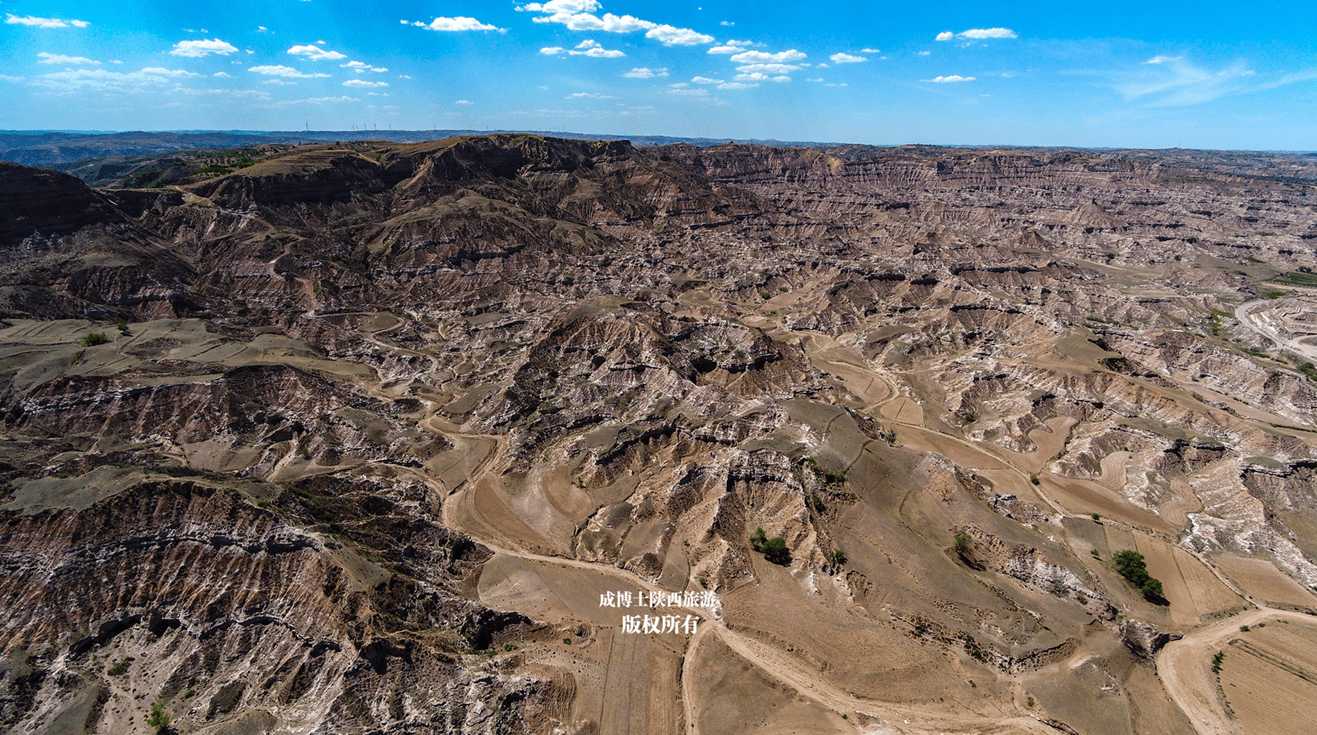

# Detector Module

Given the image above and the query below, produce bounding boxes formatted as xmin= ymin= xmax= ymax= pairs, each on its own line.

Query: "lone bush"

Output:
xmin=147 ymin=701 xmax=170 ymax=732
xmin=83 ymin=332 xmax=109 ymax=346
xmin=954 ymin=532 xmax=973 ymax=554
xmin=1112 ymin=549 xmax=1167 ymax=604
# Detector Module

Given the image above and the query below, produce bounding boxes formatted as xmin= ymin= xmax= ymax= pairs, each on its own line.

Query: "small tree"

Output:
xmin=761 ymin=536 xmax=790 ymax=564
xmin=83 ymin=332 xmax=109 ymax=346
xmin=749 ymin=527 xmax=767 ymax=552
xmin=828 ymin=549 xmax=847 ymax=568
xmin=147 ymin=701 xmax=170 ymax=732
xmin=954 ymin=532 xmax=973 ymax=554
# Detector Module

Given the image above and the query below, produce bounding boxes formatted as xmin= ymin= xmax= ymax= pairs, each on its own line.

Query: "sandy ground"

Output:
xmin=1158 ymin=609 xmax=1317 ymax=735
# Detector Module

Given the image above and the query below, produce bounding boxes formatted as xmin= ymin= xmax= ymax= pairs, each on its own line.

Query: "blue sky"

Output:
xmin=1 ymin=1 xmax=1315 ymax=149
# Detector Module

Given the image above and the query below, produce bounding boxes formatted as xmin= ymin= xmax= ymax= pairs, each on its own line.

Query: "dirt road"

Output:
xmin=1235 ymin=298 xmax=1317 ymax=363
xmin=1156 ymin=606 xmax=1317 ymax=735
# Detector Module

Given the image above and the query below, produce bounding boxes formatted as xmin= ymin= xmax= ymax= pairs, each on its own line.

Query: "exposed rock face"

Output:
xmin=2 ymin=135 xmax=1317 ymax=735
xmin=1121 ymin=620 xmax=1182 ymax=659
xmin=0 ymin=480 xmax=551 ymax=734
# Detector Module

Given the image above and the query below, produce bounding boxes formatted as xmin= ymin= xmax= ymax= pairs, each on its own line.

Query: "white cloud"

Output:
xmin=717 ymin=81 xmax=756 ymax=89
xmin=806 ymin=77 xmax=824 ymax=82
xmin=519 ymin=2 xmax=710 ymax=46
xmin=669 ymin=87 xmax=708 ymax=96
xmin=170 ymin=39 xmax=239 ymax=57
xmin=708 ymin=39 xmax=759 ymax=54
xmin=721 ymin=20 xmax=734 ymax=26
xmin=569 ymin=39 xmax=625 ymax=58
xmin=691 ymin=76 xmax=724 ymax=84
xmin=30 ymin=66 xmax=200 ymax=94
xmin=1119 ymin=57 xmax=1261 ymax=106
xmin=922 ymin=74 xmax=975 ymax=82
xmin=959 ymin=27 xmax=1017 ymax=39
xmin=213 ymin=71 xmax=231 ymax=77
xmin=541 ymin=47 xmax=565 ymax=55
xmin=248 ymin=65 xmax=330 ymax=78
xmin=567 ymin=91 xmax=617 ymax=98
xmin=735 ymin=72 xmax=790 ymax=83
xmin=861 ymin=48 xmax=881 ymax=54
xmin=624 ymin=67 xmax=668 ymax=78
xmin=289 ymin=44 xmax=346 ymax=61
xmin=286 ymin=96 xmax=359 ymax=105
xmin=517 ymin=0 xmax=601 ymax=12
xmin=6 ymin=14 xmax=89 ymax=29
xmin=536 ymin=12 xmax=655 ymax=32
xmin=729 ymin=49 xmax=805 ymax=64
xmin=344 ymin=79 xmax=388 ymax=88
xmin=455 ymin=99 xmax=473 ymax=104
xmin=736 ymin=63 xmax=800 ymax=75
xmin=410 ymin=16 xmax=503 ymax=32
xmin=918 ymin=50 xmax=931 ymax=56
xmin=830 ymin=53 xmax=866 ymax=64
xmin=37 ymin=52 xmax=99 ymax=65
xmin=938 ymin=27 xmax=1017 ymax=41
xmin=263 ymin=79 xmax=296 ymax=86
xmin=1144 ymin=55 xmax=1181 ymax=65
xmin=341 ymin=60 xmax=388 ymax=73
xmin=646 ymin=24 xmax=714 ymax=46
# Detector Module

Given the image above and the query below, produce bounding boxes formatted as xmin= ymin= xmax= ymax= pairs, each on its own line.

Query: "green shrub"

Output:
xmin=954 ymin=532 xmax=973 ymax=554
xmin=1112 ymin=549 xmax=1168 ymax=604
xmin=147 ymin=701 xmax=170 ymax=732
xmin=828 ymin=549 xmax=847 ymax=567
xmin=1091 ymin=512 xmax=1101 ymax=521
xmin=107 ymin=658 xmax=131 ymax=676
xmin=761 ymin=536 xmax=790 ymax=564
xmin=83 ymin=332 xmax=109 ymax=346
xmin=1030 ymin=474 xmax=1040 ymax=485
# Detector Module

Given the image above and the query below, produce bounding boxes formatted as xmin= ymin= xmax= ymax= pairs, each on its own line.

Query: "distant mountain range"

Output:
xmin=0 ymin=129 xmax=838 ymax=168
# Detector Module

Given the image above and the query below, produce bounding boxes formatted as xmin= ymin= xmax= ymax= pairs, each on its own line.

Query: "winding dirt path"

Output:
xmin=1156 ymin=606 xmax=1317 ymax=735
xmin=1235 ymin=298 xmax=1317 ymax=363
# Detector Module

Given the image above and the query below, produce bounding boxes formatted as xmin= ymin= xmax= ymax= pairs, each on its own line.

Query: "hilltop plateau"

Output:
xmin=2 ymin=134 xmax=1317 ymax=735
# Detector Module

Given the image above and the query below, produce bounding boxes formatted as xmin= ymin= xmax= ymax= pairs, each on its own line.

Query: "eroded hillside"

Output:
xmin=2 ymin=136 xmax=1317 ymax=735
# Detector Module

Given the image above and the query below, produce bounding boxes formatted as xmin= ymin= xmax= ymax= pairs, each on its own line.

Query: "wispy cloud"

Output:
xmin=516 ymin=1 xmax=713 ymax=46
xmin=569 ymin=39 xmax=625 ymax=58
xmin=937 ymin=28 xmax=1017 ymax=41
xmin=709 ymin=39 xmax=758 ymax=54
xmin=6 ymin=14 xmax=89 ymax=29
xmin=567 ymin=91 xmax=617 ymax=98
xmin=455 ymin=99 xmax=473 ymax=105
xmin=624 ymin=67 xmax=668 ymax=78
xmin=830 ymin=53 xmax=867 ymax=64
xmin=37 ymin=53 xmax=99 ymax=65
xmin=861 ymin=48 xmax=881 ymax=54
xmin=30 ymin=66 xmax=200 ymax=94
xmin=647 ymin=25 xmax=713 ymax=46
xmin=922 ymin=75 xmax=975 ymax=83
xmin=289 ymin=45 xmax=346 ymax=61
xmin=730 ymin=49 xmax=806 ymax=64
xmin=248 ymin=65 xmax=330 ymax=78
xmin=170 ymin=39 xmax=239 ymax=57
xmin=1118 ymin=56 xmax=1260 ymax=106
xmin=406 ymin=17 xmax=503 ymax=32
xmin=692 ymin=76 xmax=724 ymax=84
xmin=344 ymin=79 xmax=388 ymax=88
xmin=342 ymin=60 xmax=388 ymax=73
